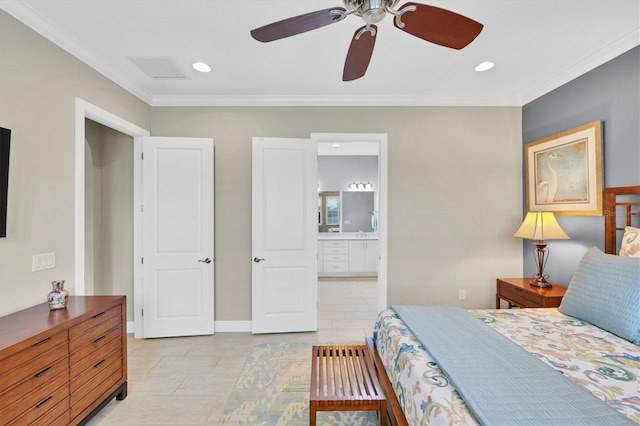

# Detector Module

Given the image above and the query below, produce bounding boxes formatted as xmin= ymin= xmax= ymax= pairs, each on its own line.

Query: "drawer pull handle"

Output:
xmin=34 ymin=337 xmax=51 ymax=346
xmin=93 ymin=335 xmax=106 ymax=344
xmin=92 ymin=312 xmax=106 ymax=319
xmin=94 ymin=359 xmax=106 ymax=368
xmin=36 ymin=396 xmax=53 ymax=408
xmin=35 ymin=366 xmax=52 ymax=377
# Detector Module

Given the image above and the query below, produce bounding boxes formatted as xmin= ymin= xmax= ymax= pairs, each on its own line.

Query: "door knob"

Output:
xmin=253 ymin=257 xmax=265 ymax=263
xmin=198 ymin=258 xmax=212 ymax=264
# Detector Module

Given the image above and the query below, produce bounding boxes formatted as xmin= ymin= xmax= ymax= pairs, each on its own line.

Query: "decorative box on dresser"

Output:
xmin=0 ymin=296 xmax=127 ymax=426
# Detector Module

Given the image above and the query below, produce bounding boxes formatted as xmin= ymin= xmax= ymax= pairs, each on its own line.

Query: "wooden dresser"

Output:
xmin=0 ymin=296 xmax=127 ymax=426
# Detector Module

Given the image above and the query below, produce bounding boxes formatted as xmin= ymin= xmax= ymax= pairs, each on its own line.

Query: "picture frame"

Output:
xmin=525 ymin=120 xmax=603 ymax=216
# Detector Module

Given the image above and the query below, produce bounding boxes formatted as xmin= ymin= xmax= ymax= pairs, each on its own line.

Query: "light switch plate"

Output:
xmin=32 ymin=252 xmax=56 ymax=272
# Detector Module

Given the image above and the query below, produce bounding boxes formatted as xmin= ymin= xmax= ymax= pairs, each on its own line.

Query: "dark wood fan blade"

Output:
xmin=394 ymin=3 xmax=483 ymax=49
xmin=343 ymin=25 xmax=377 ymax=81
xmin=251 ymin=7 xmax=347 ymax=42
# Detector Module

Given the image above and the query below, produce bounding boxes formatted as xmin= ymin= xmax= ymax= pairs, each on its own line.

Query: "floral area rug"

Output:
xmin=219 ymin=341 xmax=379 ymax=426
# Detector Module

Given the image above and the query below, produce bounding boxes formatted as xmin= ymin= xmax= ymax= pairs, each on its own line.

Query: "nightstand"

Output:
xmin=496 ymin=278 xmax=567 ymax=309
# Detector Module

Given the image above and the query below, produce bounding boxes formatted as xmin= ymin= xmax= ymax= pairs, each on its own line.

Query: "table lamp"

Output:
xmin=513 ymin=211 xmax=570 ymax=288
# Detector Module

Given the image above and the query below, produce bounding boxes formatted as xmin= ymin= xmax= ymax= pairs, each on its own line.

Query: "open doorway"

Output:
xmin=312 ymin=133 xmax=388 ymax=335
xmin=84 ymin=119 xmax=134 ymax=300
xmin=75 ymin=98 xmax=150 ymax=334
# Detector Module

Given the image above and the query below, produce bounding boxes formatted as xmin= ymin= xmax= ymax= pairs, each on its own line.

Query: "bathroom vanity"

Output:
xmin=318 ymin=233 xmax=378 ymax=277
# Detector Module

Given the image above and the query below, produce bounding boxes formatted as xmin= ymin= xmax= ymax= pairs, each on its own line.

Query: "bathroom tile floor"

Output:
xmin=87 ymin=278 xmax=379 ymax=425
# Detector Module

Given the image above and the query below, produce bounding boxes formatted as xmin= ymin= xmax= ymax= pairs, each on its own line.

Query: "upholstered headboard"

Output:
xmin=604 ymin=186 xmax=640 ymax=254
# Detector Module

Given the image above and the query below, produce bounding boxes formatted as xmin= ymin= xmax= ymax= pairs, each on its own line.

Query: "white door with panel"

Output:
xmin=142 ymin=136 xmax=214 ymax=338
xmin=252 ymin=137 xmax=318 ymax=334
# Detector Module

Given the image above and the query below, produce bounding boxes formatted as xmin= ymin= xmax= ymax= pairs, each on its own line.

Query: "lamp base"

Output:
xmin=529 ymin=275 xmax=552 ymax=288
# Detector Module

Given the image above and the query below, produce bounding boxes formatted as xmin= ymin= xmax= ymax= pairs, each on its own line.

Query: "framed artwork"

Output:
xmin=525 ymin=120 xmax=603 ymax=216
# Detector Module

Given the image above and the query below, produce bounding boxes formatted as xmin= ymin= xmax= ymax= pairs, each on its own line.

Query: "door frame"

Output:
xmin=311 ymin=133 xmax=388 ymax=312
xmin=74 ymin=98 xmax=150 ymax=336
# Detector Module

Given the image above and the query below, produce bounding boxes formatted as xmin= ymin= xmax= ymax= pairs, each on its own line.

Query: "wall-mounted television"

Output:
xmin=0 ymin=127 xmax=10 ymax=238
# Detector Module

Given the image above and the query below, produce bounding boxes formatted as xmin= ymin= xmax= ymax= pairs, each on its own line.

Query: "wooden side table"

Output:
xmin=496 ymin=278 xmax=567 ymax=309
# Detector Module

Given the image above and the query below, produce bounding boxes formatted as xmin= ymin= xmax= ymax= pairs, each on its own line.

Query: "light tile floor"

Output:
xmin=88 ymin=278 xmax=379 ymax=425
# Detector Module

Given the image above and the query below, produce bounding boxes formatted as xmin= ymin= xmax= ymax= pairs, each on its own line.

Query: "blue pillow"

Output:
xmin=559 ymin=247 xmax=640 ymax=345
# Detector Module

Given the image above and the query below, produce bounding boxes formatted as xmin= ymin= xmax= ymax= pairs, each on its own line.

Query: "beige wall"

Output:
xmin=152 ymin=106 xmax=524 ymax=321
xmin=0 ymin=10 xmax=523 ymax=322
xmin=0 ymin=11 xmax=150 ymax=315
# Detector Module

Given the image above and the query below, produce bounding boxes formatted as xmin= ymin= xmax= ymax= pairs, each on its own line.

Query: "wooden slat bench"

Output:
xmin=310 ymin=345 xmax=386 ymax=426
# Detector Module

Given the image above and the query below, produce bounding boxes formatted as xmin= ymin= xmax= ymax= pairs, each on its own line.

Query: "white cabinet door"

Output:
xmin=348 ymin=241 xmax=365 ymax=272
xmin=364 ymin=241 xmax=379 ymax=273
xmin=349 ymin=240 xmax=378 ymax=273
xmin=318 ymin=241 xmax=323 ymax=273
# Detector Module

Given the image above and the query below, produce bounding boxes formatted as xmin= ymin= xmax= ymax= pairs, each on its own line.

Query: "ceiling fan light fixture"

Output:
xmin=192 ymin=62 xmax=212 ymax=73
xmin=361 ymin=0 xmax=387 ymax=24
xmin=475 ymin=61 xmax=494 ymax=72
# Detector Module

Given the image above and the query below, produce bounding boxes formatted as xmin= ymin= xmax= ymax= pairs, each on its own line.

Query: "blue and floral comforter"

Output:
xmin=373 ymin=308 xmax=639 ymax=425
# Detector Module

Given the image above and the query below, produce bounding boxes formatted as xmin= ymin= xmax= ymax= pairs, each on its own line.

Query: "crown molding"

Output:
xmin=0 ymin=1 xmax=154 ymax=105
xmin=150 ymin=94 xmax=521 ymax=107
xmin=519 ymin=29 xmax=640 ymax=105
xmin=3 ymin=2 xmax=637 ymax=108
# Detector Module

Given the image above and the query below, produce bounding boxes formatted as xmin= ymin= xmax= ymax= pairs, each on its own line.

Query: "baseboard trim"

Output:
xmin=215 ymin=320 xmax=252 ymax=333
xmin=126 ymin=320 xmax=252 ymax=334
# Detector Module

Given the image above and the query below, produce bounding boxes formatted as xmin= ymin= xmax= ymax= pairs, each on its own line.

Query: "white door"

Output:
xmin=252 ymin=137 xmax=318 ymax=334
xmin=142 ymin=137 xmax=214 ymax=338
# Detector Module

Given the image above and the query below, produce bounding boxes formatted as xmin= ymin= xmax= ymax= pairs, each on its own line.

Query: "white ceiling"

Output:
xmin=2 ymin=0 xmax=638 ymax=107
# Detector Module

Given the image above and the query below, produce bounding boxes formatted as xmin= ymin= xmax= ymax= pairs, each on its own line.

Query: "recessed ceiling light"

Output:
xmin=192 ymin=62 xmax=211 ymax=73
xmin=332 ymin=143 xmax=340 ymax=147
xmin=475 ymin=61 xmax=495 ymax=72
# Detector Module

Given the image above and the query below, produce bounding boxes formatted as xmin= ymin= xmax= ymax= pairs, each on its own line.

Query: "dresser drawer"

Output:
xmin=0 ymin=340 xmax=68 ymax=394
xmin=0 ymin=329 xmax=67 ymax=370
xmin=71 ymin=360 xmax=122 ymax=419
xmin=0 ymin=355 xmax=69 ymax=419
xmin=323 ymin=240 xmax=348 ymax=249
xmin=5 ymin=382 xmax=69 ymax=426
xmin=70 ymin=324 xmax=121 ymax=366
xmin=70 ymin=314 xmax=122 ymax=355
xmin=323 ymin=253 xmax=348 ymax=262
xmin=323 ymin=261 xmax=349 ymax=272
xmin=70 ymin=332 xmax=122 ymax=383
xmin=69 ymin=305 xmax=121 ymax=349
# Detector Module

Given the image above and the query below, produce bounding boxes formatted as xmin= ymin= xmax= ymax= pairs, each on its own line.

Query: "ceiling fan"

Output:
xmin=250 ymin=0 xmax=483 ymax=81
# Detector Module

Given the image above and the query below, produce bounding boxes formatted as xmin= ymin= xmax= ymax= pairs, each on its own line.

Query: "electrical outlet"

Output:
xmin=458 ymin=290 xmax=466 ymax=300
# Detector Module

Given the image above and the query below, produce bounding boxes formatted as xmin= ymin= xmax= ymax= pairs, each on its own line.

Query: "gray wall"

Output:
xmin=522 ymin=46 xmax=640 ymax=285
xmin=318 ymin=155 xmax=378 ymax=192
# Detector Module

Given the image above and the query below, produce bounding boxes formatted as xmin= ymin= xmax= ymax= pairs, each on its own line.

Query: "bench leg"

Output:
xmin=379 ymin=401 xmax=386 ymax=426
xmin=309 ymin=402 xmax=316 ymax=426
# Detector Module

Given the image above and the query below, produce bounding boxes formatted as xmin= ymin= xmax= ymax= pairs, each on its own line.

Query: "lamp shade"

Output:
xmin=513 ymin=211 xmax=570 ymax=241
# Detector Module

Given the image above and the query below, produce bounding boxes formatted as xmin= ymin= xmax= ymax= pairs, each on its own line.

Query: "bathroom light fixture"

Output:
xmin=192 ymin=62 xmax=212 ymax=73
xmin=332 ymin=143 xmax=341 ymax=147
xmin=348 ymin=182 xmax=373 ymax=191
xmin=475 ymin=61 xmax=494 ymax=72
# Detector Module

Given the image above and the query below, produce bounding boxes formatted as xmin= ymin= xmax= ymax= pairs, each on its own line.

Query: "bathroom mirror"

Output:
xmin=318 ymin=191 xmax=375 ymax=233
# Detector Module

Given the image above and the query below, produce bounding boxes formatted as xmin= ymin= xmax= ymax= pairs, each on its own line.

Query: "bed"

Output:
xmin=367 ymin=185 xmax=640 ymax=425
